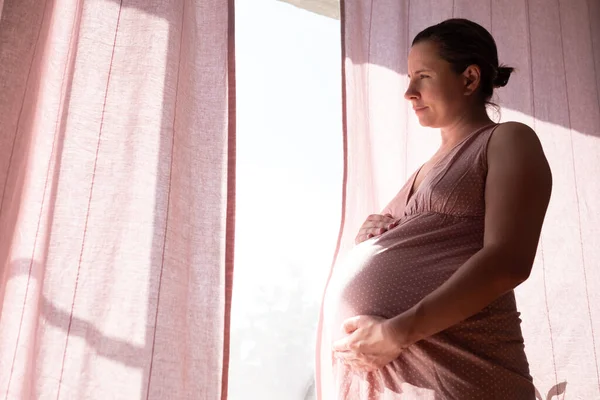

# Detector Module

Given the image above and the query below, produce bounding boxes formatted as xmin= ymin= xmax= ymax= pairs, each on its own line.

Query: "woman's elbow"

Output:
xmin=488 ymin=247 xmax=535 ymax=289
xmin=504 ymin=254 xmax=535 ymax=289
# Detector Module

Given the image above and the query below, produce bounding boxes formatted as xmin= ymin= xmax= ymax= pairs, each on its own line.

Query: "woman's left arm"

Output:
xmin=391 ymin=122 xmax=553 ymax=347
xmin=333 ymin=122 xmax=552 ymax=370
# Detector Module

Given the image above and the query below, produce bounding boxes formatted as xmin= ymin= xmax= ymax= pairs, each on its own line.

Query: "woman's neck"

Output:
xmin=439 ymin=108 xmax=494 ymax=149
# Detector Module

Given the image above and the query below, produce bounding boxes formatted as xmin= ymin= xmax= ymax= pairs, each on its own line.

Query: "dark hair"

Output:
xmin=412 ymin=18 xmax=513 ymax=108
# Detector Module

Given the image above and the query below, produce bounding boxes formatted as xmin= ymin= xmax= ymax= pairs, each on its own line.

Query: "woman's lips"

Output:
xmin=413 ymin=106 xmax=428 ymax=113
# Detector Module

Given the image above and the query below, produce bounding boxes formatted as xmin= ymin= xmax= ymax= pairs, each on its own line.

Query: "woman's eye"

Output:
xmin=419 ymin=74 xmax=429 ymax=79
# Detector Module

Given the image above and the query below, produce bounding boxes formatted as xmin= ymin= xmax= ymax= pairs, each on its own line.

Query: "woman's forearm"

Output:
xmin=389 ymin=246 xmax=531 ymax=347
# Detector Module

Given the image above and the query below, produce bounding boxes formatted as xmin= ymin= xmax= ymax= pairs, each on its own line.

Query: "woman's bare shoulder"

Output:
xmin=494 ymin=121 xmax=537 ymax=138
xmin=490 ymin=121 xmax=545 ymax=157
xmin=487 ymin=121 xmax=552 ymax=188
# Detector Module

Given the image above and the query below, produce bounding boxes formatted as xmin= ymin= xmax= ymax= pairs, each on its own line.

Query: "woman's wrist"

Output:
xmin=386 ymin=304 xmax=424 ymax=349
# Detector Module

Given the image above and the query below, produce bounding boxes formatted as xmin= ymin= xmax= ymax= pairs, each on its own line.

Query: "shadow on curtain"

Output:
xmin=0 ymin=0 xmax=235 ymax=399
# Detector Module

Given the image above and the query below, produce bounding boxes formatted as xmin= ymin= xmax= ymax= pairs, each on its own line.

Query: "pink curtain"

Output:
xmin=317 ymin=0 xmax=600 ymax=398
xmin=0 ymin=0 xmax=235 ymax=399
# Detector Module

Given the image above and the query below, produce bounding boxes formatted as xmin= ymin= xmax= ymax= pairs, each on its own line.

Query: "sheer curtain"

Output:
xmin=0 ymin=0 xmax=235 ymax=398
xmin=316 ymin=0 xmax=600 ymax=399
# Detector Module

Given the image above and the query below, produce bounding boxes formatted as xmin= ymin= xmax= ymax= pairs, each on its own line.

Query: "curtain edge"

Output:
xmin=221 ymin=0 xmax=237 ymax=398
xmin=314 ymin=0 xmax=348 ymax=398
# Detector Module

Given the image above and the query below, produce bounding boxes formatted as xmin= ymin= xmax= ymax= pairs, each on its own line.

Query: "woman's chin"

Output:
xmin=416 ymin=116 xmax=434 ymax=127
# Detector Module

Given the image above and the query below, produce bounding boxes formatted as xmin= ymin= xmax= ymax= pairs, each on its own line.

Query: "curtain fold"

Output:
xmin=317 ymin=0 xmax=600 ymax=398
xmin=0 ymin=0 xmax=235 ymax=398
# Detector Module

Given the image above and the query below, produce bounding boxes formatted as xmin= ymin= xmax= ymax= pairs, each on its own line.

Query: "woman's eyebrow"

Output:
xmin=408 ymin=68 xmax=432 ymax=77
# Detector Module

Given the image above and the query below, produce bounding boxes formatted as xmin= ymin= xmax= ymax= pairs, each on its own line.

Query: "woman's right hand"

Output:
xmin=355 ymin=214 xmax=398 ymax=244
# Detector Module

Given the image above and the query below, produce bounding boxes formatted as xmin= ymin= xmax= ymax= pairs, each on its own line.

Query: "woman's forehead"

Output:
xmin=409 ymin=42 xmax=439 ymax=64
xmin=408 ymin=42 xmax=450 ymax=72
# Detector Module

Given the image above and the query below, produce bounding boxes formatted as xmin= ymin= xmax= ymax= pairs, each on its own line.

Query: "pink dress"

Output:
xmin=322 ymin=124 xmax=536 ymax=399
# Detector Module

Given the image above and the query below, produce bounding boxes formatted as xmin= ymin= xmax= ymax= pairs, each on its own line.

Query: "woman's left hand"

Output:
xmin=332 ymin=315 xmax=406 ymax=372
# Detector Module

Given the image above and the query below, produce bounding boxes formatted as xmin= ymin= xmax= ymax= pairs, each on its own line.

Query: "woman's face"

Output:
xmin=405 ymin=40 xmax=470 ymax=128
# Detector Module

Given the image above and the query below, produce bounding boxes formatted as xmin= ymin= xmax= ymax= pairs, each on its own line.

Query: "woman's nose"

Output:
xmin=404 ymin=84 xmax=419 ymax=100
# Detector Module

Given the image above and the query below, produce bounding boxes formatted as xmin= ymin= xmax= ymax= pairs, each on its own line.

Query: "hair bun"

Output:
xmin=493 ymin=65 xmax=514 ymax=88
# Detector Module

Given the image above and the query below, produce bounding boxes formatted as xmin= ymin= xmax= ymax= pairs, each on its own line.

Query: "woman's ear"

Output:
xmin=462 ymin=65 xmax=481 ymax=96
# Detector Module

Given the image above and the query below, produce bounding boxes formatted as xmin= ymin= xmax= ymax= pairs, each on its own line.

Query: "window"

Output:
xmin=230 ymin=1 xmax=342 ymax=398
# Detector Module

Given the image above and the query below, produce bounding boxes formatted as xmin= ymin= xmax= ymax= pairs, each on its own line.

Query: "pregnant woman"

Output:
xmin=322 ymin=19 xmax=552 ymax=399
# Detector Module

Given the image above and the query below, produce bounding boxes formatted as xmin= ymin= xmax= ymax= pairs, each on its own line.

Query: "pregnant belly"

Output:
xmin=323 ymin=222 xmax=480 ymax=342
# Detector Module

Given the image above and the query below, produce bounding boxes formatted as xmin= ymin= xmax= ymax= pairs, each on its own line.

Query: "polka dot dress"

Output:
xmin=322 ymin=124 xmax=536 ymax=399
